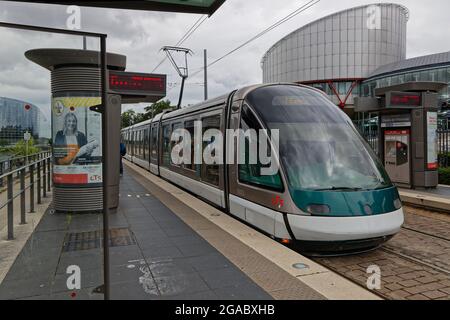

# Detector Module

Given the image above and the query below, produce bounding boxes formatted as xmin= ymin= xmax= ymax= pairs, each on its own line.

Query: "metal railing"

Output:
xmin=355 ymin=120 xmax=450 ymax=168
xmin=0 ymin=154 xmax=52 ymax=240
xmin=0 ymin=151 xmax=51 ymax=187
xmin=354 ymin=119 xmax=380 ymax=156
xmin=438 ymin=130 xmax=450 ymax=168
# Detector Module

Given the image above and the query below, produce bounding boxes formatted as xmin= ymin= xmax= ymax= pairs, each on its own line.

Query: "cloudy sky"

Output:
xmin=0 ymin=0 xmax=449 ymax=120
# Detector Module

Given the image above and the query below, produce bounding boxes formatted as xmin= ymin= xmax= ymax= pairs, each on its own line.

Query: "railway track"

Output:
xmin=313 ymin=206 xmax=450 ymax=300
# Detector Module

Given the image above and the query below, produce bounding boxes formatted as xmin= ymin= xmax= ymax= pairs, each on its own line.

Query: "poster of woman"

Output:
xmin=52 ymin=96 xmax=103 ymax=185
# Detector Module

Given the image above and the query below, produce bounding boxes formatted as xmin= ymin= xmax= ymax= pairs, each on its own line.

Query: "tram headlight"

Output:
xmin=306 ymin=204 xmax=331 ymax=215
xmin=394 ymin=198 xmax=402 ymax=210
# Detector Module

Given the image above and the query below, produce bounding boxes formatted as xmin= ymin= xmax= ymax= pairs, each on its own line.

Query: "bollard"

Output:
xmin=37 ymin=161 xmax=42 ymax=205
xmin=29 ymin=164 xmax=35 ymax=213
xmin=7 ymin=174 xmax=14 ymax=240
xmin=20 ymin=168 xmax=26 ymax=225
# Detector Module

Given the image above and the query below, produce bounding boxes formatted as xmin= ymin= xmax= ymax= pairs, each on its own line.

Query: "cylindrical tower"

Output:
xmin=262 ymin=3 xmax=409 ymax=83
xmin=25 ymin=49 xmax=126 ymax=212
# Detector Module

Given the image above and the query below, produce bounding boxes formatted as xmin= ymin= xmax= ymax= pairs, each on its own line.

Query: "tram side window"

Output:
xmin=238 ymin=105 xmax=283 ymax=191
xmin=184 ymin=120 xmax=199 ymax=175
xmin=162 ymin=124 xmax=171 ymax=167
xmin=202 ymin=115 xmax=221 ymax=186
xmin=141 ymin=130 xmax=145 ymax=159
xmin=151 ymin=124 xmax=158 ymax=159
xmin=141 ymin=129 xmax=144 ymax=160
xmin=138 ymin=130 xmax=142 ymax=159
xmin=132 ymin=131 xmax=136 ymax=156
xmin=139 ymin=130 xmax=142 ymax=159
xmin=134 ymin=131 xmax=138 ymax=157
xmin=171 ymin=123 xmax=183 ymax=166
xmin=144 ymin=128 xmax=150 ymax=161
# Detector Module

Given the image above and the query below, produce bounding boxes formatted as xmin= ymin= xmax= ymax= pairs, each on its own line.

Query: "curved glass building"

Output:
xmin=362 ymin=51 xmax=450 ymax=104
xmin=261 ymin=3 xmax=409 ymax=110
xmin=0 ymin=97 xmax=46 ymax=144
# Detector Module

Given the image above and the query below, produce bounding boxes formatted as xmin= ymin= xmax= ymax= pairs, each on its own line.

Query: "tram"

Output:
xmin=122 ymin=84 xmax=404 ymax=255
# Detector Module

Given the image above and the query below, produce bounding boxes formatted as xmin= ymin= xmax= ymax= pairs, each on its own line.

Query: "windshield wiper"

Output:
xmin=313 ymin=187 xmax=364 ymax=192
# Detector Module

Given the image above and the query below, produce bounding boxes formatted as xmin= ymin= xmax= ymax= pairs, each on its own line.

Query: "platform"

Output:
xmin=0 ymin=161 xmax=384 ymax=300
xmin=399 ymin=185 xmax=450 ymax=213
xmin=0 ymin=165 xmax=333 ymax=300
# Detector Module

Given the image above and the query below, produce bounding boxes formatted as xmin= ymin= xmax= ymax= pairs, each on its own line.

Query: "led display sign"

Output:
xmin=109 ymin=71 xmax=166 ymax=95
xmin=386 ymin=92 xmax=422 ymax=108
xmin=109 ymin=71 xmax=167 ymax=103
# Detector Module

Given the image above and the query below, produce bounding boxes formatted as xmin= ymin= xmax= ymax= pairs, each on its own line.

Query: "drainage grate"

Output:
xmin=63 ymin=228 xmax=136 ymax=252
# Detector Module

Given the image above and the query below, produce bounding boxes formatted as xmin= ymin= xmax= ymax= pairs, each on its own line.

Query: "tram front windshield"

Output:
xmin=246 ymin=85 xmax=392 ymax=192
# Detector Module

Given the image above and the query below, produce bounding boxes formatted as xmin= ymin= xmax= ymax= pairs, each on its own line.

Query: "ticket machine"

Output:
xmin=355 ymin=82 xmax=445 ymax=189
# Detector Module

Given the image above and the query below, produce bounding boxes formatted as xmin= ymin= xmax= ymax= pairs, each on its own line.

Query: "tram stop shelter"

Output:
xmin=6 ymin=0 xmax=226 ymax=15
xmin=0 ymin=0 xmax=227 ymax=300
xmin=355 ymin=82 xmax=447 ymax=189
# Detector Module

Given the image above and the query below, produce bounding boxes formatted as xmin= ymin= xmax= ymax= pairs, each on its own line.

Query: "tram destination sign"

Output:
xmin=5 ymin=0 xmax=226 ymax=15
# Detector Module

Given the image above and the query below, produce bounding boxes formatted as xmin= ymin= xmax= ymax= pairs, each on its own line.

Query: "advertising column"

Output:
xmin=427 ymin=112 xmax=438 ymax=170
xmin=52 ymin=95 xmax=102 ymax=186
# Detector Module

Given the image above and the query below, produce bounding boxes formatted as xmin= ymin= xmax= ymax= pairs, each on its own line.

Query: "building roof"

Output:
xmin=369 ymin=51 xmax=450 ymax=78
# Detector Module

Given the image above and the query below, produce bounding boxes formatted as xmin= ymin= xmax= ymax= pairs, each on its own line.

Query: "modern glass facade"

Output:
xmin=362 ymin=63 xmax=450 ymax=105
xmin=0 ymin=97 xmax=45 ymax=144
xmin=261 ymin=3 xmax=409 ymax=106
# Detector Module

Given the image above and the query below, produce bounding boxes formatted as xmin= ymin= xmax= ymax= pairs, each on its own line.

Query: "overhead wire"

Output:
xmin=151 ymin=15 xmax=208 ymax=73
xmin=188 ymin=0 xmax=320 ymax=80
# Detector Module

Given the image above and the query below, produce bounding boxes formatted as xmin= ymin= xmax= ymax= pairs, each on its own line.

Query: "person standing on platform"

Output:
xmin=120 ymin=141 xmax=127 ymax=176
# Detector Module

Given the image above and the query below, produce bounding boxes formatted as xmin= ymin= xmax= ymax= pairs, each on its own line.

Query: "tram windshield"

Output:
xmin=246 ymin=85 xmax=392 ymax=192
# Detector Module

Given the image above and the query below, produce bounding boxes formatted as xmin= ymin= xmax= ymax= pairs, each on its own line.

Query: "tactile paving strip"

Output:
xmin=63 ymin=228 xmax=136 ymax=252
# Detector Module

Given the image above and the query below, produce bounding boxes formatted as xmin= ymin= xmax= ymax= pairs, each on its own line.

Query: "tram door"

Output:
xmin=384 ymin=130 xmax=410 ymax=185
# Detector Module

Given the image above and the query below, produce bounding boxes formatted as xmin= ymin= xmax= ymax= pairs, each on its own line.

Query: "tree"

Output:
xmin=121 ymin=109 xmax=137 ymax=128
xmin=0 ymin=139 xmax=8 ymax=147
xmin=11 ymin=138 xmax=40 ymax=157
xmin=144 ymin=100 xmax=173 ymax=118
xmin=121 ymin=100 xmax=174 ymax=129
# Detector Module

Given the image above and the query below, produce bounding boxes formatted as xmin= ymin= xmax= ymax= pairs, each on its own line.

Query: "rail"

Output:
xmin=0 ymin=154 xmax=52 ymax=240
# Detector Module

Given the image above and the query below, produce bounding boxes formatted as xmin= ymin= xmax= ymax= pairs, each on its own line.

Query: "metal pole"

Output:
xmin=83 ymin=36 xmax=87 ymax=50
xmin=204 ymin=49 xmax=208 ymax=101
xmin=0 ymin=161 xmax=3 ymax=188
xmin=177 ymin=76 xmax=186 ymax=110
xmin=7 ymin=174 xmax=14 ymax=240
xmin=37 ymin=161 xmax=41 ymax=205
xmin=101 ymin=35 xmax=110 ymax=300
xmin=20 ymin=168 xmax=26 ymax=225
xmin=47 ymin=157 xmax=51 ymax=192
xmin=42 ymin=159 xmax=47 ymax=198
xmin=29 ymin=164 xmax=35 ymax=213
